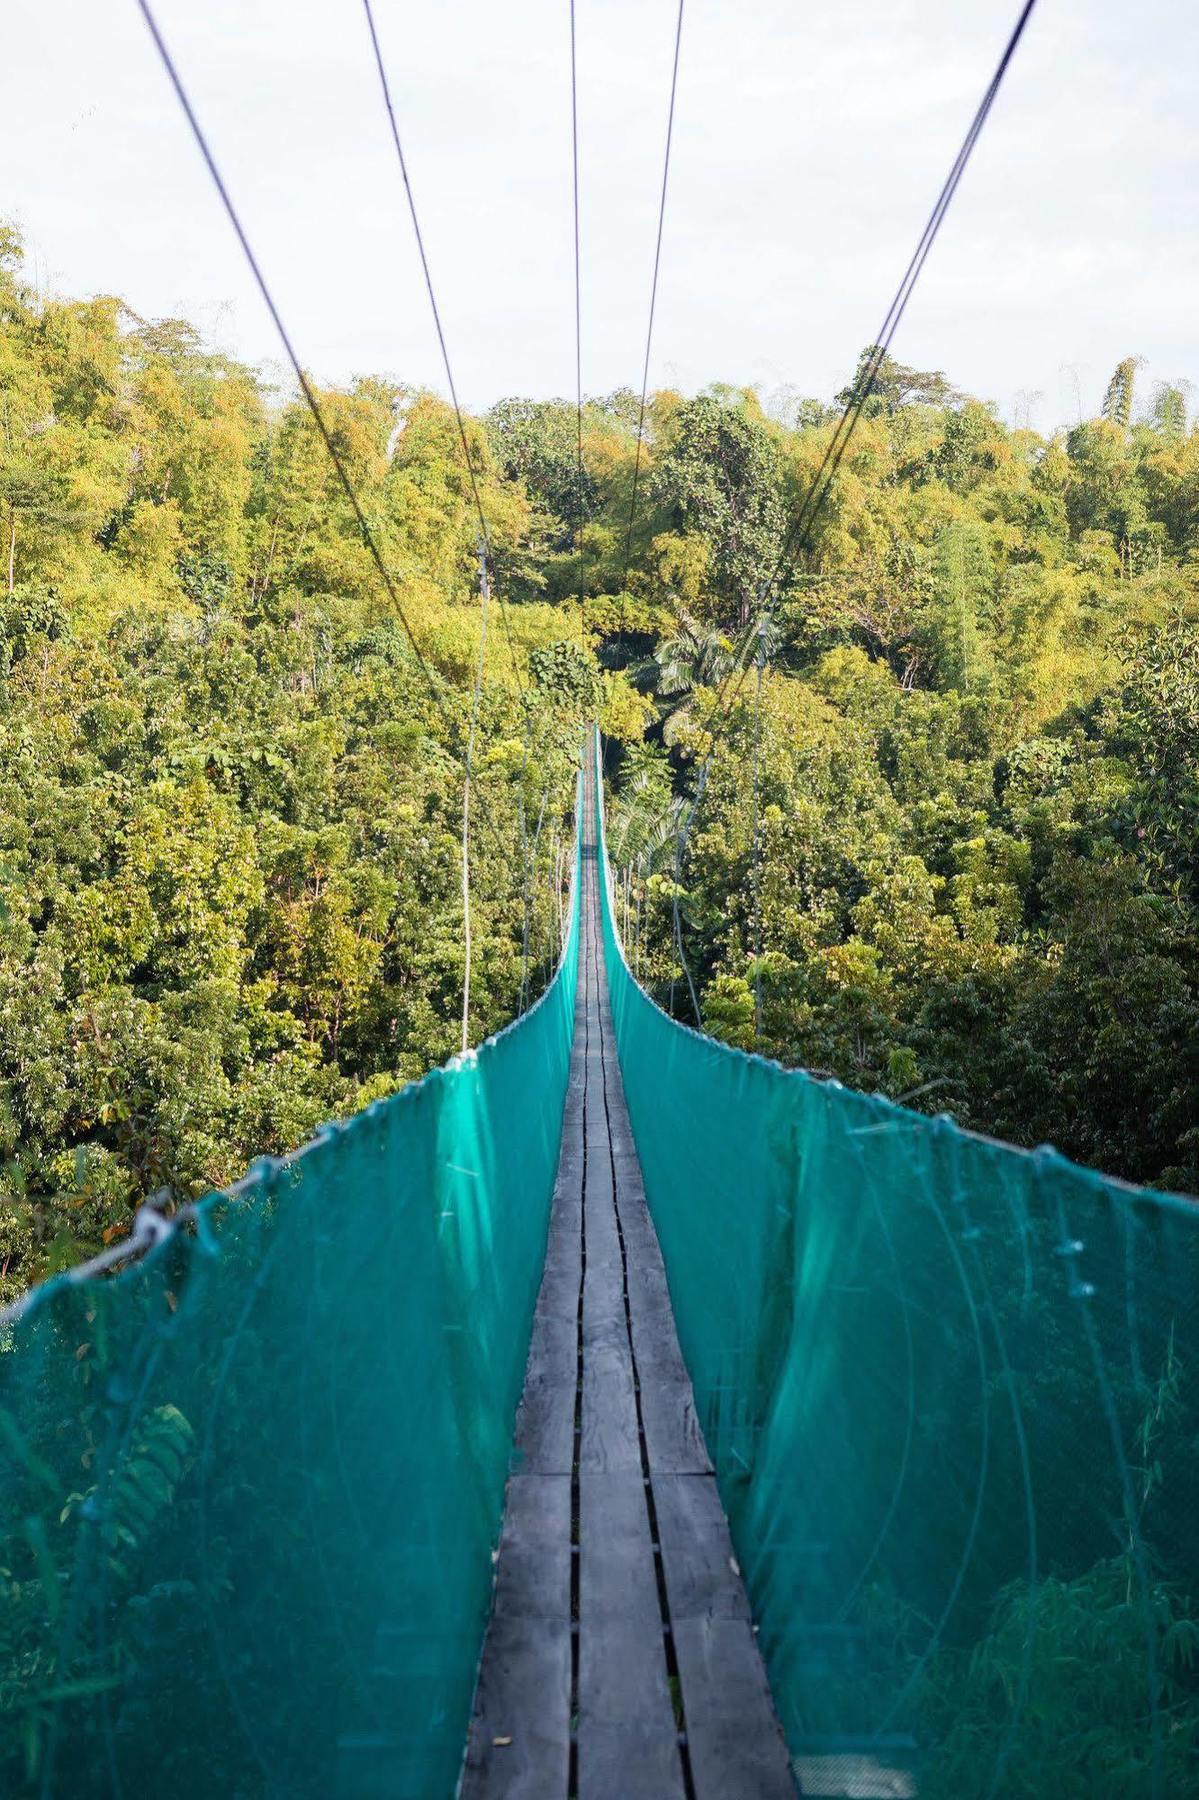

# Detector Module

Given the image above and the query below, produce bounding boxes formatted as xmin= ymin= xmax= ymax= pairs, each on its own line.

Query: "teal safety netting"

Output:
xmin=595 ymin=733 xmax=1199 ymax=1799
xmin=0 ymin=773 xmax=581 ymax=1800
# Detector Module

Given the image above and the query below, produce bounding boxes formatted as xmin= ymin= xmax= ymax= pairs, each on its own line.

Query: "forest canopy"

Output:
xmin=0 ymin=219 xmax=1196 ymax=1302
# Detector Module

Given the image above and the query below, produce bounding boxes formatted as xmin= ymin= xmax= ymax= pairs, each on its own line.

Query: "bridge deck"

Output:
xmin=461 ymin=759 xmax=793 ymax=1799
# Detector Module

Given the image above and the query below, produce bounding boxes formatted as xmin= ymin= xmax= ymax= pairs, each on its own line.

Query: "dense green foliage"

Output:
xmin=2 ymin=208 xmax=1195 ymax=1306
xmin=1 ymin=203 xmax=1197 ymax=1795
xmin=0 ymin=857 xmax=580 ymax=1797
xmin=590 ymin=360 xmax=1199 ymax=1195
xmin=600 ymin=780 xmax=1199 ymax=1792
xmin=0 ymin=227 xmax=603 ymax=1304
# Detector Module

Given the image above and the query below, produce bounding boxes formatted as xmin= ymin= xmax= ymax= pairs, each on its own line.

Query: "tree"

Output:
xmin=1101 ymin=354 xmax=1145 ymax=432
xmin=835 ymin=345 xmax=963 ymax=415
xmin=649 ymin=393 xmax=784 ymax=628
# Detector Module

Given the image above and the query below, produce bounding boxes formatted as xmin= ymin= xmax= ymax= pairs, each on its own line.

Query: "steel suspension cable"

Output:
xmin=135 ymin=0 xmax=518 ymax=867
xmin=716 ymin=0 xmax=1039 ymax=719
xmin=569 ymin=0 xmax=586 ymax=607
xmin=135 ymin=0 xmax=448 ymax=723
xmin=654 ymin=0 xmax=1038 ymax=1017
xmin=360 ymin=0 xmax=527 ymax=699
xmin=618 ymin=0 xmax=685 ymax=623
xmin=362 ymin=0 xmax=549 ymax=1011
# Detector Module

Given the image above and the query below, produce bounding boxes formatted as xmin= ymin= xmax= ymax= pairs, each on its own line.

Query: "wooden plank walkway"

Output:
xmin=461 ymin=757 xmax=794 ymax=1800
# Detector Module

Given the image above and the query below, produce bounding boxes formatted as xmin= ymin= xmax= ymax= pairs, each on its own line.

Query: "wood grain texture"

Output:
xmin=462 ymin=756 xmax=794 ymax=1798
xmin=461 ymin=1615 xmax=572 ymax=1799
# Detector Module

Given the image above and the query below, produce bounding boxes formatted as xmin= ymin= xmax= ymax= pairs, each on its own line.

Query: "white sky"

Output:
xmin=4 ymin=0 xmax=1197 ymax=432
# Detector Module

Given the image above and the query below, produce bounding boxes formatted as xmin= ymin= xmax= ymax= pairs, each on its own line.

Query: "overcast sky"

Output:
xmin=4 ymin=0 xmax=1197 ymax=431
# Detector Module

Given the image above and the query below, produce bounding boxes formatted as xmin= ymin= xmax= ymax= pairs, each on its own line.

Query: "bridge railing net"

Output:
xmin=595 ymin=734 xmax=1199 ymax=1799
xmin=0 ymin=772 xmax=581 ymax=1800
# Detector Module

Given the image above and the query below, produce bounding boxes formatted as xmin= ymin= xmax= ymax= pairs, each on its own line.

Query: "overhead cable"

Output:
xmin=717 ymin=0 xmax=1039 ymax=722
xmin=135 ymin=0 xmax=519 ymax=859
xmin=360 ymin=0 xmax=527 ymax=697
xmin=569 ymin=0 xmax=586 ymax=606
xmin=620 ymin=0 xmax=685 ymax=614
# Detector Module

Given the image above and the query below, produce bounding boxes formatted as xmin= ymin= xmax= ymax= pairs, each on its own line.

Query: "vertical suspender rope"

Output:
xmin=521 ymin=787 xmax=550 ymax=1010
xmin=461 ymin=541 xmax=490 ymax=1053
xmin=569 ymin=0 xmax=585 ymax=612
xmin=670 ymin=769 xmax=706 ymax=1026
xmin=751 ymin=620 xmax=766 ymax=1042
xmin=362 ymin=0 xmax=542 ymax=1020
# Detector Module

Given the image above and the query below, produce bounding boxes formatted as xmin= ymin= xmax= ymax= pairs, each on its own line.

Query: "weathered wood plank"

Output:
xmin=576 ymin=1625 xmax=685 ymax=1800
xmin=579 ymin=1470 xmax=660 ymax=1625
xmin=513 ymin=1312 xmax=575 ymax=1475
xmin=492 ymin=1474 xmax=572 ymax=1620
xmin=533 ymin=1255 xmax=580 ymax=1324
xmin=577 ymin=1473 xmax=684 ymax=1793
xmin=555 ymin=1131 xmax=584 ymax=1177
xmin=581 ymin=1280 xmax=627 ymax=1348
xmin=652 ymin=1473 xmax=749 ymax=1621
xmin=579 ymin=1340 xmax=640 ymax=1472
xmin=464 ymin=755 xmax=792 ymax=1800
xmin=672 ymin=1615 xmax=795 ymax=1799
xmin=612 ymin=1147 xmax=647 ymax=1195
xmin=461 ymin=1614 xmax=572 ymax=1799
xmin=621 ymin=1253 xmax=675 ymax=1327
xmin=626 ymin=1290 xmax=689 ymax=1374
xmin=584 ymin=1149 xmax=615 ymax=1207
xmin=640 ymin=1375 xmax=713 ymax=1474
xmin=604 ymin=1109 xmax=636 ymax=1156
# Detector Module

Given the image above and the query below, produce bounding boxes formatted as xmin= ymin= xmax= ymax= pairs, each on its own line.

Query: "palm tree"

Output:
xmin=635 ymin=609 xmax=776 ymax=744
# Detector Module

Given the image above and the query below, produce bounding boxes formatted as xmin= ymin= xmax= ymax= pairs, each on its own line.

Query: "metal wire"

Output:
xmin=717 ymin=0 xmax=1040 ymax=720
xmin=751 ymin=621 xmax=765 ymax=1041
xmin=360 ymin=0 xmax=527 ymax=699
xmin=134 ymin=0 xmax=452 ymax=727
xmin=619 ymin=0 xmax=685 ymax=626
xmin=651 ymin=0 xmax=1041 ymax=980
xmin=134 ymin=0 xmax=524 ymax=872
xmin=568 ymin=0 xmax=587 ymax=616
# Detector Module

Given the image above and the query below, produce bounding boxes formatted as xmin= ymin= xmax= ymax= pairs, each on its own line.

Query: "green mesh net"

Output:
xmin=0 ymin=777 xmax=581 ymax=1800
xmin=595 ymin=735 xmax=1199 ymax=1799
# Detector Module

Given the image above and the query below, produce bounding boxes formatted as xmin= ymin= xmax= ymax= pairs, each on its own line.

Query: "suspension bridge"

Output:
xmin=3 ymin=0 xmax=1198 ymax=1794
xmin=4 ymin=730 xmax=1197 ymax=1798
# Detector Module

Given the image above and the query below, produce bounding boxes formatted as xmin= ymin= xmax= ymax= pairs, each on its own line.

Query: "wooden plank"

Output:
xmin=513 ymin=1313 xmax=575 ymax=1475
xmin=640 ymin=1376 xmax=713 ymax=1475
xmin=577 ymin=1625 xmax=685 ymax=1800
xmin=584 ymin=1150 xmax=615 ymax=1209
xmin=579 ymin=1470 xmax=660 ymax=1625
xmin=554 ymin=1139 xmax=584 ymax=1194
xmin=603 ymin=1103 xmax=636 ymax=1153
xmin=460 ymin=1615 xmax=572 ymax=1799
xmin=672 ymin=1616 xmax=796 ymax=1799
xmin=622 ymin=1253 xmax=675 ymax=1328
xmin=626 ymin=1291 xmax=688 ymax=1375
xmin=578 ymin=1473 xmax=684 ymax=1798
xmin=543 ymin=1211 xmax=583 ymax=1265
xmin=492 ymin=1473 xmax=571 ymax=1620
xmin=612 ymin=1149 xmax=649 ymax=1204
xmin=533 ymin=1255 xmax=580 ymax=1324
xmin=582 ymin=1211 xmax=621 ymax=1268
xmin=652 ymin=1474 xmax=749 ymax=1621
xmin=579 ymin=1339 xmax=640 ymax=1472
xmin=581 ymin=1279 xmax=627 ymax=1348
